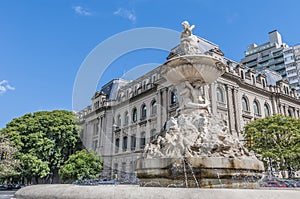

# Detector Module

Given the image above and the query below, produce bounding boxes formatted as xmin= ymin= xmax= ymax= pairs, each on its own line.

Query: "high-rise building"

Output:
xmin=241 ymin=30 xmax=289 ymax=78
xmin=284 ymin=44 xmax=300 ymax=96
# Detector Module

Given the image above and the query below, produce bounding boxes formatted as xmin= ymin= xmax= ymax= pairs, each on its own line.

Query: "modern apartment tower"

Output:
xmin=241 ymin=30 xmax=289 ymax=78
xmin=283 ymin=44 xmax=300 ymax=96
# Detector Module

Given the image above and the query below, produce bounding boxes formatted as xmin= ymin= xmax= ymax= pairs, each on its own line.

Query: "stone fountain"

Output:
xmin=135 ymin=21 xmax=264 ymax=188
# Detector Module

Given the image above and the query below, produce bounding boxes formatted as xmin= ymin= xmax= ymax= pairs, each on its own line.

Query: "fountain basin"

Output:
xmin=136 ymin=157 xmax=264 ymax=188
xmin=162 ymin=55 xmax=225 ymax=86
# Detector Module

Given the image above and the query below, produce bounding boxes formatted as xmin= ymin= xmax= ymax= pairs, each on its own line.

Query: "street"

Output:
xmin=0 ymin=191 xmax=16 ymax=199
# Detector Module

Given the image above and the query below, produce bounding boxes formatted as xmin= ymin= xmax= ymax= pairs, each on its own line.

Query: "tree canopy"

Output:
xmin=59 ymin=149 xmax=102 ymax=183
xmin=244 ymin=114 xmax=300 ymax=175
xmin=0 ymin=110 xmax=81 ymax=183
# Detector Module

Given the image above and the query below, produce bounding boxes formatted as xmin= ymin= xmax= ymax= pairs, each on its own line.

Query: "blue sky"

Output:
xmin=1 ymin=0 xmax=300 ymax=128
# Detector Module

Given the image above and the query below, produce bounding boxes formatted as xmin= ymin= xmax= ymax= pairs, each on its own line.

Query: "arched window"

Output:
xmin=242 ymin=97 xmax=249 ymax=111
xmin=216 ymin=87 xmax=224 ymax=102
xmin=141 ymin=104 xmax=147 ymax=120
xmin=124 ymin=111 xmax=129 ymax=126
xmin=132 ymin=108 xmax=137 ymax=122
xmin=264 ymin=103 xmax=270 ymax=117
xmin=151 ymin=100 xmax=157 ymax=115
xmin=117 ymin=114 xmax=121 ymax=127
xmin=150 ymin=129 xmax=157 ymax=141
xmin=140 ymin=132 xmax=146 ymax=149
xmin=253 ymin=100 xmax=260 ymax=115
xmin=171 ymin=89 xmax=177 ymax=105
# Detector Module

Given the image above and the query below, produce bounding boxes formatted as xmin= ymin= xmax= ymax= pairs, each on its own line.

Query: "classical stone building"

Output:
xmin=78 ymin=34 xmax=300 ymax=179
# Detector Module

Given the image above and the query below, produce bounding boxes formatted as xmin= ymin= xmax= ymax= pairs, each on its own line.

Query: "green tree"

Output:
xmin=0 ymin=135 xmax=20 ymax=179
xmin=20 ymin=154 xmax=49 ymax=184
xmin=244 ymin=114 xmax=300 ymax=177
xmin=0 ymin=110 xmax=81 ymax=183
xmin=59 ymin=149 xmax=102 ymax=183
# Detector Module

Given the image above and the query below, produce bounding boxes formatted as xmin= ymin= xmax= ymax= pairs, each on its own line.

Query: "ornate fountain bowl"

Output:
xmin=162 ymin=54 xmax=226 ymax=86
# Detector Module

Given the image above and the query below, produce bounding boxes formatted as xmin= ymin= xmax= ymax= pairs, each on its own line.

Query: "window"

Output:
xmin=122 ymin=136 xmax=128 ymax=151
xmin=142 ymin=81 xmax=146 ymax=90
xmin=132 ymin=108 xmax=137 ymax=122
xmin=150 ymin=129 xmax=157 ymax=141
xmin=131 ymin=135 xmax=136 ymax=151
xmin=141 ymin=104 xmax=147 ymax=120
xmin=115 ymin=138 xmax=120 ymax=153
xmin=93 ymin=140 xmax=98 ymax=151
xmin=288 ymin=109 xmax=293 ymax=117
xmin=124 ymin=111 xmax=129 ymax=126
xmin=262 ymin=80 xmax=266 ymax=88
xmin=253 ymin=101 xmax=260 ymax=115
xmin=241 ymin=71 xmax=244 ymax=79
xmin=264 ymin=103 xmax=270 ymax=116
xmin=171 ymin=90 xmax=177 ymax=105
xmin=140 ymin=132 xmax=146 ymax=149
xmin=151 ymin=100 xmax=157 ymax=115
xmin=152 ymin=75 xmax=156 ymax=83
xmin=242 ymin=97 xmax=249 ymax=111
xmin=252 ymin=75 xmax=256 ymax=85
xmin=93 ymin=122 xmax=99 ymax=136
xmin=216 ymin=87 xmax=224 ymax=102
xmin=117 ymin=114 xmax=121 ymax=127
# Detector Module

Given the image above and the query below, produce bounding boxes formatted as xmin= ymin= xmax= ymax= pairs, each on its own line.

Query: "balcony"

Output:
xmin=287 ymin=73 xmax=297 ymax=78
xmin=289 ymin=79 xmax=299 ymax=84
xmin=271 ymin=64 xmax=285 ymax=71
xmin=286 ymin=65 xmax=297 ymax=72
xmin=273 ymin=51 xmax=283 ymax=57
xmin=245 ymin=61 xmax=257 ymax=68
xmin=258 ymin=56 xmax=270 ymax=63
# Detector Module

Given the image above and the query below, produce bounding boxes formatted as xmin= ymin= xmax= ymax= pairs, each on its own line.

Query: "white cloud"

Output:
xmin=73 ymin=6 xmax=92 ymax=16
xmin=113 ymin=8 xmax=136 ymax=23
xmin=0 ymin=80 xmax=15 ymax=95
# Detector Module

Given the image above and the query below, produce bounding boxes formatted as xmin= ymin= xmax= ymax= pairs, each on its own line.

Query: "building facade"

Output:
xmin=78 ymin=35 xmax=300 ymax=179
xmin=284 ymin=44 xmax=300 ymax=96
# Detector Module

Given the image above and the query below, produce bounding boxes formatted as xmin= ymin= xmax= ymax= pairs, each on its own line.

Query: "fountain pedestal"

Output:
xmin=136 ymin=21 xmax=264 ymax=188
xmin=136 ymin=157 xmax=264 ymax=188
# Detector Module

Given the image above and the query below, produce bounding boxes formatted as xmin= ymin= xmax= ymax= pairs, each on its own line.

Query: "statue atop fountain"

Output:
xmin=136 ymin=21 xmax=264 ymax=188
xmin=180 ymin=21 xmax=202 ymax=55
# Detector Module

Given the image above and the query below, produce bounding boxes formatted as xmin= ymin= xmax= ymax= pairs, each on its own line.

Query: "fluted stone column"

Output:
xmin=226 ymin=85 xmax=235 ymax=136
xmin=271 ymin=95 xmax=278 ymax=115
xmin=210 ymin=83 xmax=217 ymax=115
xmin=232 ymin=87 xmax=241 ymax=137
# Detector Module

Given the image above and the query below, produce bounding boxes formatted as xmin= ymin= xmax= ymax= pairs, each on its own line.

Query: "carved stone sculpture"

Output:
xmin=136 ymin=21 xmax=264 ymax=188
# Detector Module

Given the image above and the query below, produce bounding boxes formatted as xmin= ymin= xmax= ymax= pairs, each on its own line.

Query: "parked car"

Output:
xmin=261 ymin=181 xmax=287 ymax=188
xmin=280 ymin=180 xmax=296 ymax=188
xmin=0 ymin=184 xmax=7 ymax=190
